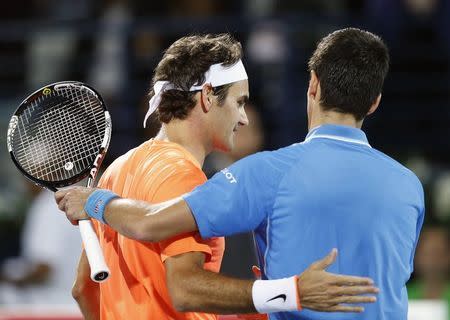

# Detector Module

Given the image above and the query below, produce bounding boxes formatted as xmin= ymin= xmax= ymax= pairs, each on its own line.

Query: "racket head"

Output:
xmin=7 ymin=81 xmax=112 ymax=190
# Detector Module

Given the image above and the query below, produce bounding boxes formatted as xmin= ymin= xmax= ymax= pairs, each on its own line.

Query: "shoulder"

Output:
xmin=106 ymin=150 xmax=132 ymax=172
xmin=98 ymin=149 xmax=133 ymax=186
xmin=373 ymin=149 xmax=422 ymax=182
xmin=146 ymin=142 xmax=201 ymax=168
xmin=225 ymin=146 xmax=303 ymax=186
xmin=147 ymin=144 xmax=205 ymax=180
xmin=130 ymin=141 xmax=205 ymax=181
xmin=247 ymin=143 xmax=309 ymax=175
xmin=371 ymin=149 xmax=424 ymax=196
xmin=236 ymin=143 xmax=306 ymax=167
xmin=141 ymin=143 xmax=206 ymax=196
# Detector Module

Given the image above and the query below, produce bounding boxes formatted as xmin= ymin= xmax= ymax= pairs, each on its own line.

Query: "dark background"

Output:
xmin=0 ymin=0 xmax=448 ymax=301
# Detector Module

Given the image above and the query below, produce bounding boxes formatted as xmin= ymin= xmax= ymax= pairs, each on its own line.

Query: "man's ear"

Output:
xmin=308 ymin=71 xmax=320 ymax=101
xmin=200 ymin=84 xmax=214 ymax=112
xmin=367 ymin=94 xmax=381 ymax=116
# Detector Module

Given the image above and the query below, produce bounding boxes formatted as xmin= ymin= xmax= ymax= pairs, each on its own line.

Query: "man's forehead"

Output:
xmin=229 ymin=79 xmax=249 ymax=96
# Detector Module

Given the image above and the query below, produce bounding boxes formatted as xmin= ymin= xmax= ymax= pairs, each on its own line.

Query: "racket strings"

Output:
xmin=15 ymin=93 xmax=98 ymax=173
xmin=17 ymin=90 xmax=104 ymax=148
xmin=12 ymin=86 xmax=107 ymax=182
xmin=16 ymin=110 xmax=98 ymax=180
xmin=31 ymin=94 xmax=105 ymax=180
xmin=18 ymin=104 xmax=104 ymax=181
xmin=28 ymin=105 xmax=99 ymax=180
xmin=40 ymin=87 xmax=105 ymax=176
xmin=16 ymin=97 xmax=97 ymax=176
xmin=14 ymin=94 xmax=98 ymax=153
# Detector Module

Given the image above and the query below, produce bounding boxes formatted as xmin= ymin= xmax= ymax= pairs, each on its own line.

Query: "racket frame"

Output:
xmin=7 ymin=81 xmax=111 ymax=191
xmin=7 ymin=81 xmax=112 ymax=282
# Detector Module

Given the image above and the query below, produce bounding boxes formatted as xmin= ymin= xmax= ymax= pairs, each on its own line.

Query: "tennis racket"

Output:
xmin=6 ymin=81 xmax=111 ymax=282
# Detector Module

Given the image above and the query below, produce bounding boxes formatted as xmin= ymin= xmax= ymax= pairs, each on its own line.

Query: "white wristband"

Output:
xmin=252 ymin=276 xmax=301 ymax=313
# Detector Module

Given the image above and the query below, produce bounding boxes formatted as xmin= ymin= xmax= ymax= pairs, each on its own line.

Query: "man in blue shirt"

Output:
xmin=56 ymin=28 xmax=424 ymax=319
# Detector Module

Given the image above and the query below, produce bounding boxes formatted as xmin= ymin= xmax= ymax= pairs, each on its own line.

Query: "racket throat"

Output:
xmin=88 ymin=151 xmax=105 ymax=186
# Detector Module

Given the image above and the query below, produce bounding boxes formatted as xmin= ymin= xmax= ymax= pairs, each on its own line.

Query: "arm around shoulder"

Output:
xmin=163 ymin=248 xmax=379 ymax=315
xmin=164 ymin=251 xmax=255 ymax=314
xmin=104 ymin=197 xmax=198 ymax=242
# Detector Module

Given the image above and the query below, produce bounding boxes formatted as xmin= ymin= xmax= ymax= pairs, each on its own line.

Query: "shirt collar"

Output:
xmin=305 ymin=124 xmax=371 ymax=147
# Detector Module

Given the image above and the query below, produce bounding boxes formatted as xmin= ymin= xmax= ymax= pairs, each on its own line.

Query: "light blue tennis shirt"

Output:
xmin=184 ymin=124 xmax=424 ymax=320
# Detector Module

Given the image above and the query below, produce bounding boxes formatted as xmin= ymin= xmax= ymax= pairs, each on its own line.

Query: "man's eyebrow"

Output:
xmin=238 ymin=95 xmax=249 ymax=104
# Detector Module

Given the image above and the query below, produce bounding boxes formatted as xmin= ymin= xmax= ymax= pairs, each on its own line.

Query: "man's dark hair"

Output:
xmin=308 ymin=28 xmax=389 ymax=120
xmin=151 ymin=34 xmax=242 ymax=123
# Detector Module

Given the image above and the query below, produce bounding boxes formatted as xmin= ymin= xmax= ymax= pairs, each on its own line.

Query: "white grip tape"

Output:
xmin=252 ymin=276 xmax=300 ymax=313
xmin=79 ymin=219 xmax=110 ymax=282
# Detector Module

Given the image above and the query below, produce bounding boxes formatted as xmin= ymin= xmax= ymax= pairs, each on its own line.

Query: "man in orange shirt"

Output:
xmin=73 ymin=34 xmax=244 ymax=320
xmin=63 ymin=34 xmax=378 ymax=320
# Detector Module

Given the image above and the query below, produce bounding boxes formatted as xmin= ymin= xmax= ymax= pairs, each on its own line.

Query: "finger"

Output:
xmin=330 ymin=274 xmax=374 ymax=286
xmin=76 ymin=209 xmax=90 ymax=221
xmin=54 ymin=190 xmax=68 ymax=203
xmin=252 ymin=266 xmax=262 ymax=278
xmin=58 ymin=196 xmax=67 ymax=212
xmin=333 ymin=285 xmax=379 ymax=295
xmin=330 ymin=295 xmax=377 ymax=304
xmin=310 ymin=248 xmax=337 ymax=270
xmin=323 ymin=305 xmax=364 ymax=313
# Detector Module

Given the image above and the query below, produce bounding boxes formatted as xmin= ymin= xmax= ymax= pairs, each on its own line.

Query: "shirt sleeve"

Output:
xmin=151 ymin=164 xmax=213 ymax=262
xmin=183 ymin=152 xmax=281 ymax=238
xmin=409 ymin=177 xmax=425 ymax=273
xmin=409 ymin=182 xmax=425 ymax=272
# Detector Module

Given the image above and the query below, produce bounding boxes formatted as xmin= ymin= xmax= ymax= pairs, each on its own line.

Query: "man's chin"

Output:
xmin=221 ymin=145 xmax=233 ymax=153
xmin=212 ymin=137 xmax=234 ymax=153
xmin=218 ymin=142 xmax=233 ymax=153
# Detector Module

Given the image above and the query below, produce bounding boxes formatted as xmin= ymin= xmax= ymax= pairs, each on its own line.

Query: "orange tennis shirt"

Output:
xmin=94 ymin=139 xmax=225 ymax=320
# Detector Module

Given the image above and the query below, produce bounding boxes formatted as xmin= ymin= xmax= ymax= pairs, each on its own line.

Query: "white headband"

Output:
xmin=143 ymin=59 xmax=248 ymax=127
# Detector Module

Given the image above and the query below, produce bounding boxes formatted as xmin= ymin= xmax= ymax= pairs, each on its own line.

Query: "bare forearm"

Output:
xmin=166 ymin=250 xmax=380 ymax=315
xmin=166 ymin=252 xmax=256 ymax=314
xmin=103 ymin=198 xmax=153 ymax=240
xmin=171 ymin=269 xmax=255 ymax=314
xmin=55 ymin=187 xmax=198 ymax=242
xmin=73 ymin=251 xmax=100 ymax=320
xmin=75 ymin=292 xmax=100 ymax=320
xmin=104 ymin=197 xmax=197 ymax=242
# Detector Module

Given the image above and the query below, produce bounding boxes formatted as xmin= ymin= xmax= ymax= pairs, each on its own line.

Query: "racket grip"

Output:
xmin=78 ymin=219 xmax=110 ymax=282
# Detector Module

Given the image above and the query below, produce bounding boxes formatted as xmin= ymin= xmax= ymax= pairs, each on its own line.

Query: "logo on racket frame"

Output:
xmin=89 ymin=153 xmax=104 ymax=179
xmin=42 ymin=87 xmax=52 ymax=95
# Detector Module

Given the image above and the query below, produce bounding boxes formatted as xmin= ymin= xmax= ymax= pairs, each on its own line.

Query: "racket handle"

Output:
xmin=78 ymin=219 xmax=110 ymax=282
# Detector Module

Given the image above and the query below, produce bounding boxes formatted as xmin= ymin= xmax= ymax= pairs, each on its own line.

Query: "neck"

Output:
xmin=309 ymin=108 xmax=363 ymax=131
xmin=154 ymin=116 xmax=209 ymax=167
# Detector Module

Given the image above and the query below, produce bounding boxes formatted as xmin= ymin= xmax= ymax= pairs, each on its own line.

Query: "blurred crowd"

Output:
xmin=0 ymin=0 xmax=448 ymax=317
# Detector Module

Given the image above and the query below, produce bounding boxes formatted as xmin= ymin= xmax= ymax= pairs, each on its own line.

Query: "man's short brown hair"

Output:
xmin=151 ymin=34 xmax=243 ymax=123
xmin=308 ymin=28 xmax=389 ymax=120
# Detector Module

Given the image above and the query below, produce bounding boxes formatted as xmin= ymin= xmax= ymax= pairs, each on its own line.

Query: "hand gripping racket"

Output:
xmin=7 ymin=81 xmax=111 ymax=282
